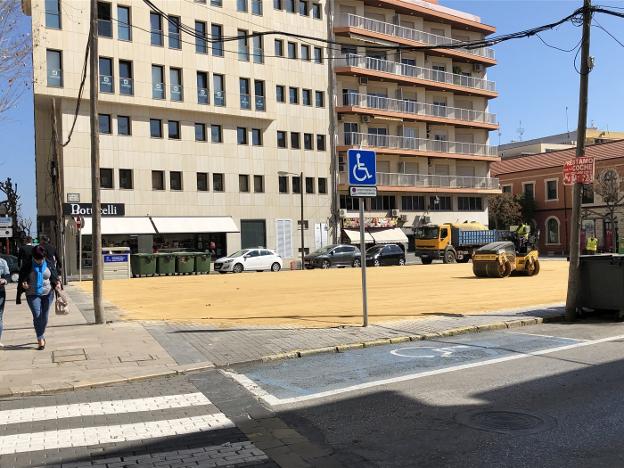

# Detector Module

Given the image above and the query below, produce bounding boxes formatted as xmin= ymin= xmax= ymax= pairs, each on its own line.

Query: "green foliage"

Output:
xmin=488 ymin=193 xmax=523 ymax=230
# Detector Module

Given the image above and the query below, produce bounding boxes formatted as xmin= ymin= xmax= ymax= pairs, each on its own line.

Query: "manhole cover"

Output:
xmin=455 ymin=410 xmax=556 ymax=435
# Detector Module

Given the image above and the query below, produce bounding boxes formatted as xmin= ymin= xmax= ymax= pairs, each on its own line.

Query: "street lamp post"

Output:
xmin=279 ymin=171 xmax=305 ymax=270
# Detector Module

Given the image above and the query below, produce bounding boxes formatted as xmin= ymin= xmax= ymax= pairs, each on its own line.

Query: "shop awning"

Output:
xmin=343 ymin=229 xmax=374 ymax=244
xmin=370 ymin=228 xmax=409 ymax=244
xmin=151 ymin=217 xmax=239 ymax=234
xmin=80 ymin=217 xmax=156 ymax=235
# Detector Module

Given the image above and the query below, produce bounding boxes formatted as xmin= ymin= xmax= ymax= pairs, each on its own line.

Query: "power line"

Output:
xmin=535 ymin=33 xmax=582 ymax=53
xmin=592 ymin=17 xmax=624 ymax=47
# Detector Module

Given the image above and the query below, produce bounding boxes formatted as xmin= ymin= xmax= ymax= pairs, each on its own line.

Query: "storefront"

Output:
xmin=341 ymin=217 xmax=409 ymax=250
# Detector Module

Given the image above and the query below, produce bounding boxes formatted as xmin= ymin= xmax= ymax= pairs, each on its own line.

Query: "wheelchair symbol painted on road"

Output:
xmin=390 ymin=345 xmax=471 ymax=359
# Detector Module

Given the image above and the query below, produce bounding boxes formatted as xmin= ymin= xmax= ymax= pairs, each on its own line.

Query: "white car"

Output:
xmin=214 ymin=248 xmax=283 ymax=274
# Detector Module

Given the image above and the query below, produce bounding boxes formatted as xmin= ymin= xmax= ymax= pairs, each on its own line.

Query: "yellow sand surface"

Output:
xmin=77 ymin=261 xmax=568 ymax=328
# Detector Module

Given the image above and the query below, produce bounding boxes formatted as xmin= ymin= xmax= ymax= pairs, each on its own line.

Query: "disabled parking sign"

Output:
xmin=348 ymin=149 xmax=376 ymax=186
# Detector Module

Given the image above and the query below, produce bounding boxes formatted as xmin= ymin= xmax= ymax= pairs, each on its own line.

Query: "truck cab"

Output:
xmin=414 ymin=224 xmax=452 ymax=264
xmin=415 ymin=222 xmax=493 ymax=264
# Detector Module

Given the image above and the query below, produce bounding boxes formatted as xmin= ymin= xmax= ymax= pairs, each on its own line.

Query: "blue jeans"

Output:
xmin=26 ymin=292 xmax=54 ymax=340
xmin=0 ymin=288 xmax=5 ymax=341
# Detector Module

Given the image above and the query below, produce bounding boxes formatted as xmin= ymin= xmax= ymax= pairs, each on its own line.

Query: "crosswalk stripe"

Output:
xmin=0 ymin=393 xmax=212 ymax=425
xmin=0 ymin=414 xmax=235 ymax=455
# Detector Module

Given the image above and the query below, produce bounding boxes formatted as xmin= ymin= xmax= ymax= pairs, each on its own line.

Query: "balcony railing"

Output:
xmin=255 ymin=95 xmax=266 ymax=111
xmin=120 ymin=77 xmax=133 ymax=95
xmin=170 ymin=84 xmax=183 ymax=102
xmin=47 ymin=69 xmax=63 ymax=87
xmin=341 ymin=92 xmax=497 ymax=125
xmin=240 ymin=93 xmax=251 ymax=109
xmin=99 ymin=74 xmax=113 ymax=93
xmin=342 ymin=132 xmax=498 ymax=157
xmin=343 ymin=14 xmax=495 ymax=60
xmin=152 ymin=82 xmax=165 ymax=100
xmin=338 ymin=54 xmax=496 ymax=92
xmin=339 ymin=171 xmax=499 ymax=190
xmin=214 ymin=90 xmax=225 ymax=107
xmin=197 ymin=87 xmax=209 ymax=104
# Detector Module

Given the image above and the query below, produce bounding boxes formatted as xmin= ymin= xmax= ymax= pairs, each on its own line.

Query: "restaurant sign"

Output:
xmin=63 ymin=203 xmax=125 ymax=217
xmin=343 ymin=217 xmax=397 ymax=229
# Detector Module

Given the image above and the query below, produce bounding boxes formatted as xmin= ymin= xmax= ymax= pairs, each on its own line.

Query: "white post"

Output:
xmin=359 ymin=202 xmax=368 ymax=327
xmin=79 ymin=231 xmax=82 ymax=282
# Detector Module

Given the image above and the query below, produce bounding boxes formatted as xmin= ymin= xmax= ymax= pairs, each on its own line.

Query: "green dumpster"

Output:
xmin=175 ymin=252 xmax=195 ymax=275
xmin=156 ymin=253 xmax=176 ymax=276
xmin=579 ymin=254 xmax=624 ymax=317
xmin=130 ymin=254 xmax=157 ymax=278
xmin=194 ymin=252 xmax=211 ymax=274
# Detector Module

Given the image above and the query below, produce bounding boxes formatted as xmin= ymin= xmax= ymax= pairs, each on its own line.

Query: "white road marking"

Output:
xmin=507 ymin=331 xmax=589 ymax=341
xmin=0 ymin=414 xmax=234 ymax=455
xmin=0 ymin=393 xmax=212 ymax=425
xmin=227 ymin=333 xmax=624 ymax=407
xmin=391 ymin=345 xmax=470 ymax=358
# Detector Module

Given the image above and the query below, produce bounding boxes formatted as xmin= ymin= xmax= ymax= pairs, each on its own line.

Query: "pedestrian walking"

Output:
xmin=40 ymin=235 xmax=62 ymax=275
xmin=0 ymin=256 xmax=9 ymax=348
xmin=17 ymin=236 xmax=34 ymax=268
xmin=19 ymin=246 xmax=60 ymax=350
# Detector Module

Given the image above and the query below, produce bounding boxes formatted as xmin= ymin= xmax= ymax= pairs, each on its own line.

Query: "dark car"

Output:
xmin=366 ymin=244 xmax=406 ymax=267
xmin=304 ymin=244 xmax=361 ymax=269
xmin=0 ymin=254 xmax=20 ymax=282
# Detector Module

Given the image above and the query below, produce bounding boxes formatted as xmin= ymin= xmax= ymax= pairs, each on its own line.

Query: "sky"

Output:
xmin=1 ymin=0 xmax=624 ymax=227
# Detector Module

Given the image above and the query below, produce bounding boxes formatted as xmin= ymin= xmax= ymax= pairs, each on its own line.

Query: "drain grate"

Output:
xmin=455 ymin=409 xmax=556 ymax=435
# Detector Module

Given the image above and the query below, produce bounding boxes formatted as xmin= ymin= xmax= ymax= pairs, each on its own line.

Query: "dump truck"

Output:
xmin=414 ymin=222 xmax=510 ymax=264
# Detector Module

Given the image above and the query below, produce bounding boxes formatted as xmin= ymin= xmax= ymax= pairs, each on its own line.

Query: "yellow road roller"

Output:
xmin=472 ymin=241 xmax=540 ymax=278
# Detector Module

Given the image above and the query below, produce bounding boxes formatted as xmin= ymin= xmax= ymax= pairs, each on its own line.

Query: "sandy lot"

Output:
xmin=77 ymin=261 xmax=568 ymax=328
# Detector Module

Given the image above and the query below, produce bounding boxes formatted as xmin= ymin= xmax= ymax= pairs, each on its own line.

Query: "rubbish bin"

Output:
xmin=175 ymin=252 xmax=195 ymax=275
xmin=578 ymin=254 xmax=624 ymax=317
xmin=619 ymin=239 xmax=624 ymax=254
xmin=194 ymin=252 xmax=211 ymax=274
xmin=130 ymin=253 xmax=156 ymax=278
xmin=156 ymin=253 xmax=176 ymax=276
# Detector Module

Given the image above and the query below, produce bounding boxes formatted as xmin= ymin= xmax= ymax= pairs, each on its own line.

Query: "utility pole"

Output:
xmin=300 ymin=171 xmax=305 ymax=270
xmin=326 ymin=0 xmax=340 ymax=244
xmin=51 ymin=99 xmax=67 ymax=285
xmin=565 ymin=0 xmax=593 ymax=321
xmin=89 ymin=0 xmax=104 ymax=324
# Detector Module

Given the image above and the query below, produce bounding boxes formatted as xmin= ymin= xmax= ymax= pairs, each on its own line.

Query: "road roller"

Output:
xmin=472 ymin=241 xmax=540 ymax=278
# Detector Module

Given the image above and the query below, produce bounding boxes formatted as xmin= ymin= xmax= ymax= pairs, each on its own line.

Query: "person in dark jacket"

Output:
xmin=19 ymin=246 xmax=59 ymax=350
xmin=40 ymin=235 xmax=62 ymax=275
xmin=16 ymin=236 xmax=34 ymax=305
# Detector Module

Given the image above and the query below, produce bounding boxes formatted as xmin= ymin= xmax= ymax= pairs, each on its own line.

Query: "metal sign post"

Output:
xmin=348 ymin=149 xmax=377 ymax=327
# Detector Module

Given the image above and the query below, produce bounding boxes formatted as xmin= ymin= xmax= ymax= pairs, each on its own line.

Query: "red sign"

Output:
xmin=74 ymin=216 xmax=85 ymax=230
xmin=343 ymin=217 xmax=397 ymax=229
xmin=563 ymin=157 xmax=595 ymax=185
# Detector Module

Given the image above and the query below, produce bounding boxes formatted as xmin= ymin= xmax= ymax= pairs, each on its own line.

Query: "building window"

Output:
xmin=152 ymin=170 xmax=165 ymax=190
xmin=238 ymin=29 xmax=249 ymax=61
xmin=211 ymin=124 xmax=222 ymax=143
xmin=119 ymin=169 xmax=133 ymax=189
xmin=213 ymin=74 xmax=225 ymax=106
xmin=197 ymin=71 xmax=209 ymax=104
xmin=370 ymin=195 xmax=396 ymax=211
xmin=117 ymin=115 xmax=131 ymax=135
xmin=340 ymin=195 xmax=360 ymax=210
xmin=252 ymin=35 xmax=264 ymax=63
xmin=302 ymin=89 xmax=312 ymax=106
xmin=546 ymin=217 xmax=560 ymax=244
xmin=502 ymin=184 xmax=512 ymax=194
xmin=318 ymin=177 xmax=327 ymax=194
xmin=287 ymin=41 xmax=297 ymax=59
xmin=170 ymin=171 xmax=183 ymax=191
xmin=98 ymin=57 xmax=113 ymax=93
xmin=239 ymin=174 xmax=250 ymax=192
xmin=430 ymin=196 xmax=452 ymax=211
xmin=211 ymin=24 xmax=224 ymax=56
xmin=523 ymin=182 xmax=535 ymax=199
xmin=304 ymin=133 xmax=313 ymax=150
xmin=274 ymin=0 xmax=282 ymax=9
xmin=168 ymin=15 xmax=181 ymax=49
xmin=213 ymin=173 xmax=225 ymax=192
xmin=546 ymin=179 xmax=558 ymax=200
xmin=274 ymin=39 xmax=284 ymax=56
xmin=277 ymin=131 xmax=287 ymax=148
xmin=45 ymin=0 xmax=61 ymax=29
xmin=237 ymin=0 xmax=248 ymax=12
xmin=285 ymin=0 xmax=295 ymax=13
xmin=316 ymin=134 xmax=326 ymax=151
xmin=195 ymin=123 xmax=206 ymax=141
xmin=237 ymin=127 xmax=248 ymax=145
xmin=315 ymin=91 xmax=324 ymax=107
xmin=311 ymin=3 xmax=321 ymax=19
xmin=152 ymin=65 xmax=165 ymax=99
xmin=292 ymin=176 xmax=301 ymax=194
xmin=168 ymin=120 xmax=181 ymax=139
xmin=252 ymin=128 xmax=263 ymax=146
xmin=401 ymin=195 xmax=425 ymax=211
xmin=276 ymin=85 xmax=285 ymax=103
xmin=301 ymin=45 xmax=310 ymax=61
xmin=46 ymin=50 xmax=63 ymax=87
xmin=254 ymin=175 xmax=264 ymax=193
xmin=117 ymin=6 xmax=131 ymax=41
xmin=278 ymin=175 xmax=289 ymax=193
xmin=150 ymin=119 xmax=162 ymax=138
xmin=197 ymin=172 xmax=209 ymax=191
xmin=299 ymin=0 xmax=309 ymax=15
xmin=97 ymin=2 xmax=112 ymax=37
xmin=169 ymin=68 xmax=183 ymax=101
xmin=582 ymin=185 xmax=594 ymax=204
xmin=305 ymin=177 xmax=315 ymax=194
xmin=313 ymin=47 xmax=323 ymax=63
xmin=458 ymin=197 xmax=483 ymax=211
xmin=150 ymin=12 xmax=163 ymax=46
xmin=254 ymin=80 xmax=265 ymax=111
xmin=211 ymin=0 xmax=222 ymax=5
xmin=100 ymin=168 xmax=114 ymax=189
xmin=119 ymin=60 xmax=133 ymax=95
xmin=98 ymin=114 xmax=111 ymax=134
xmin=289 ymin=87 xmax=299 ymax=104
xmin=195 ymin=21 xmax=207 ymax=53
xmin=291 ymin=132 xmax=300 ymax=149
xmin=239 ymin=78 xmax=251 ymax=109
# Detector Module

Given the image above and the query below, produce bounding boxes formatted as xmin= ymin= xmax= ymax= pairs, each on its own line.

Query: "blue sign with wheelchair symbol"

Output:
xmin=348 ymin=149 xmax=377 ymax=186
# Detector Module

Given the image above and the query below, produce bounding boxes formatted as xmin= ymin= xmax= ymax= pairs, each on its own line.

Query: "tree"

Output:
xmin=0 ymin=0 xmax=31 ymax=116
xmin=582 ymin=168 xmax=624 ymax=253
xmin=518 ymin=193 xmax=538 ymax=225
xmin=488 ymin=193 xmax=522 ymax=230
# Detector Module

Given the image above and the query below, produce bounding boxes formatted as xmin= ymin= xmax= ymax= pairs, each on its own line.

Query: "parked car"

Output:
xmin=0 ymin=254 xmax=19 ymax=282
xmin=304 ymin=244 xmax=361 ymax=269
xmin=214 ymin=248 xmax=282 ymax=274
xmin=366 ymin=244 xmax=406 ymax=267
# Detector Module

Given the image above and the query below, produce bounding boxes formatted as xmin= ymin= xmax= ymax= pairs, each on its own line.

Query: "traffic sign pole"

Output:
xmin=359 ymin=202 xmax=368 ymax=327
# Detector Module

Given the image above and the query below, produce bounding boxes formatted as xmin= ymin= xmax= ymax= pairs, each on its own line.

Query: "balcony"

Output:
xmin=340 ymin=92 xmax=497 ymax=126
xmin=339 ymin=171 xmax=500 ymax=190
xmin=340 ymin=14 xmax=495 ymax=61
xmin=341 ymin=132 xmax=498 ymax=158
xmin=337 ymin=54 xmax=496 ymax=95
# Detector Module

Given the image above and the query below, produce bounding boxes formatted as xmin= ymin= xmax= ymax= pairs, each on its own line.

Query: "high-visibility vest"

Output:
xmin=586 ymin=237 xmax=598 ymax=252
xmin=516 ymin=224 xmax=530 ymax=239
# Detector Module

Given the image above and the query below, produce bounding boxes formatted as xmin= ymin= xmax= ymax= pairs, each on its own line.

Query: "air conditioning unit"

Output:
xmin=399 ymin=214 xmax=408 ymax=222
xmin=473 ymin=63 xmax=484 ymax=73
xmin=361 ymin=115 xmax=371 ymax=123
xmin=358 ymin=77 xmax=368 ymax=85
xmin=339 ymin=209 xmax=348 ymax=218
xmin=391 ymin=209 xmax=401 ymax=217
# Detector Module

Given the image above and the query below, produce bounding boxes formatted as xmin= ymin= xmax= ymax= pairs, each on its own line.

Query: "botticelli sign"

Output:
xmin=563 ymin=157 xmax=595 ymax=185
xmin=63 ymin=203 xmax=125 ymax=217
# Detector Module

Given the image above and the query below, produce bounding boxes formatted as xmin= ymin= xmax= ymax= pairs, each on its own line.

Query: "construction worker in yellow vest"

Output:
xmin=516 ymin=223 xmax=530 ymax=240
xmin=586 ymin=236 xmax=598 ymax=255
